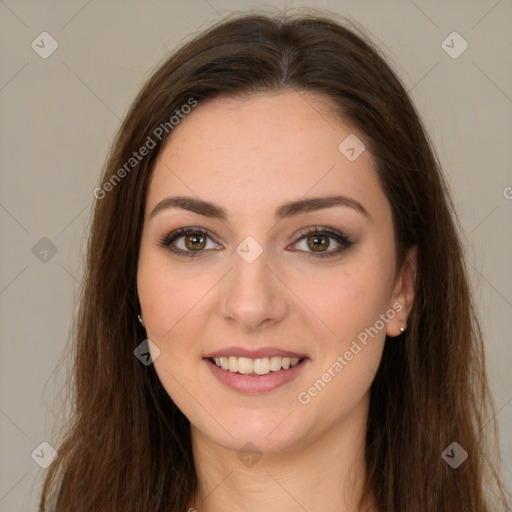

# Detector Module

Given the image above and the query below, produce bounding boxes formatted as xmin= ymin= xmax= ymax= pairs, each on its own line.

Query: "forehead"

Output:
xmin=146 ymin=91 xmax=389 ymax=221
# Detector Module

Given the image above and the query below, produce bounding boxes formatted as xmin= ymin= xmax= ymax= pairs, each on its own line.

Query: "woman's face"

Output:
xmin=137 ymin=90 xmax=414 ymax=454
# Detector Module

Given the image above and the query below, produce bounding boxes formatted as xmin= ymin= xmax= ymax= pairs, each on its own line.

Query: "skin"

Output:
xmin=137 ymin=90 xmax=417 ymax=512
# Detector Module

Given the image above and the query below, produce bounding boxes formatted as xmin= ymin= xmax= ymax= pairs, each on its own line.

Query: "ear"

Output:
xmin=386 ymin=245 xmax=417 ymax=337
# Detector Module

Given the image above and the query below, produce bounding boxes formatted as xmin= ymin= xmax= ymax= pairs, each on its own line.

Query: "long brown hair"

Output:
xmin=39 ymin=9 xmax=510 ymax=511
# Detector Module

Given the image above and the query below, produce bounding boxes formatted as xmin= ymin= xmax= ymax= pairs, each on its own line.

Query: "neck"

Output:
xmin=187 ymin=394 xmax=377 ymax=512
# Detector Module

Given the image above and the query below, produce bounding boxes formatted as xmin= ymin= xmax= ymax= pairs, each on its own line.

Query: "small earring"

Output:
xmin=400 ymin=324 xmax=407 ymax=332
xmin=137 ymin=314 xmax=144 ymax=326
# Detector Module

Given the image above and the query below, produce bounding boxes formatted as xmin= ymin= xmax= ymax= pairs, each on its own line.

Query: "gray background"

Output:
xmin=0 ymin=1 xmax=511 ymax=510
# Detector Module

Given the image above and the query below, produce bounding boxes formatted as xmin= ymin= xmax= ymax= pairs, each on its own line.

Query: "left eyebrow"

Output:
xmin=149 ymin=194 xmax=371 ymax=223
xmin=275 ymin=195 xmax=371 ymax=222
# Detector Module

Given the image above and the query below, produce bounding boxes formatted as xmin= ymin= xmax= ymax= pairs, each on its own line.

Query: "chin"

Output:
xmin=193 ymin=411 xmax=309 ymax=455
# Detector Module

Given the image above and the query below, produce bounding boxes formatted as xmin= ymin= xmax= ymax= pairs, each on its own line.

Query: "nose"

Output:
xmin=219 ymin=243 xmax=288 ymax=331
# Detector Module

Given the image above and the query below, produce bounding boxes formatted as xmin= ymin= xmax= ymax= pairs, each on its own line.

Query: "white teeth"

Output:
xmin=238 ymin=357 xmax=253 ymax=374
xmin=253 ymin=358 xmax=269 ymax=375
xmin=211 ymin=355 xmax=303 ymax=374
xmin=228 ymin=356 xmax=238 ymax=372
xmin=270 ymin=356 xmax=282 ymax=371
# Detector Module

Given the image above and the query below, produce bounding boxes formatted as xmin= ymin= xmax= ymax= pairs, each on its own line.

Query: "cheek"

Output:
xmin=137 ymin=250 xmax=211 ymax=343
xmin=293 ymin=255 xmax=393 ymax=404
xmin=296 ymin=257 xmax=393 ymax=347
xmin=137 ymin=256 xmax=212 ymax=414
xmin=295 ymin=280 xmax=387 ymax=425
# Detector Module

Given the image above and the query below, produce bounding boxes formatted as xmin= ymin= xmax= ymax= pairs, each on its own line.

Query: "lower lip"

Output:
xmin=204 ymin=358 xmax=309 ymax=393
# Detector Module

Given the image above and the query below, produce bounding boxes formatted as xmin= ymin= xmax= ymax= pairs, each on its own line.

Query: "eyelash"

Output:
xmin=158 ymin=226 xmax=354 ymax=259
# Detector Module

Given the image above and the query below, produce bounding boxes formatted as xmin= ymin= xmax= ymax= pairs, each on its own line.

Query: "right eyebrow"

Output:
xmin=150 ymin=196 xmax=228 ymax=221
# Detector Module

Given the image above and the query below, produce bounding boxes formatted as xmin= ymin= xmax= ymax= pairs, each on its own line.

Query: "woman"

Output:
xmin=39 ymin=10 xmax=510 ymax=512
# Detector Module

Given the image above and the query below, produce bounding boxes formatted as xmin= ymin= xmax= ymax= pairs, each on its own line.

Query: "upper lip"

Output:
xmin=203 ymin=346 xmax=308 ymax=359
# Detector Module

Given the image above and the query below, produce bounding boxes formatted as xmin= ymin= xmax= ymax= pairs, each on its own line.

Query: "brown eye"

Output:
xmin=290 ymin=226 xmax=354 ymax=259
xmin=184 ymin=232 xmax=207 ymax=251
xmin=159 ymin=227 xmax=221 ymax=257
xmin=306 ymin=234 xmax=330 ymax=252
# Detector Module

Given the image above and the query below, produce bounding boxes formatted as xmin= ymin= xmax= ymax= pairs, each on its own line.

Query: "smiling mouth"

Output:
xmin=208 ymin=356 xmax=306 ymax=375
